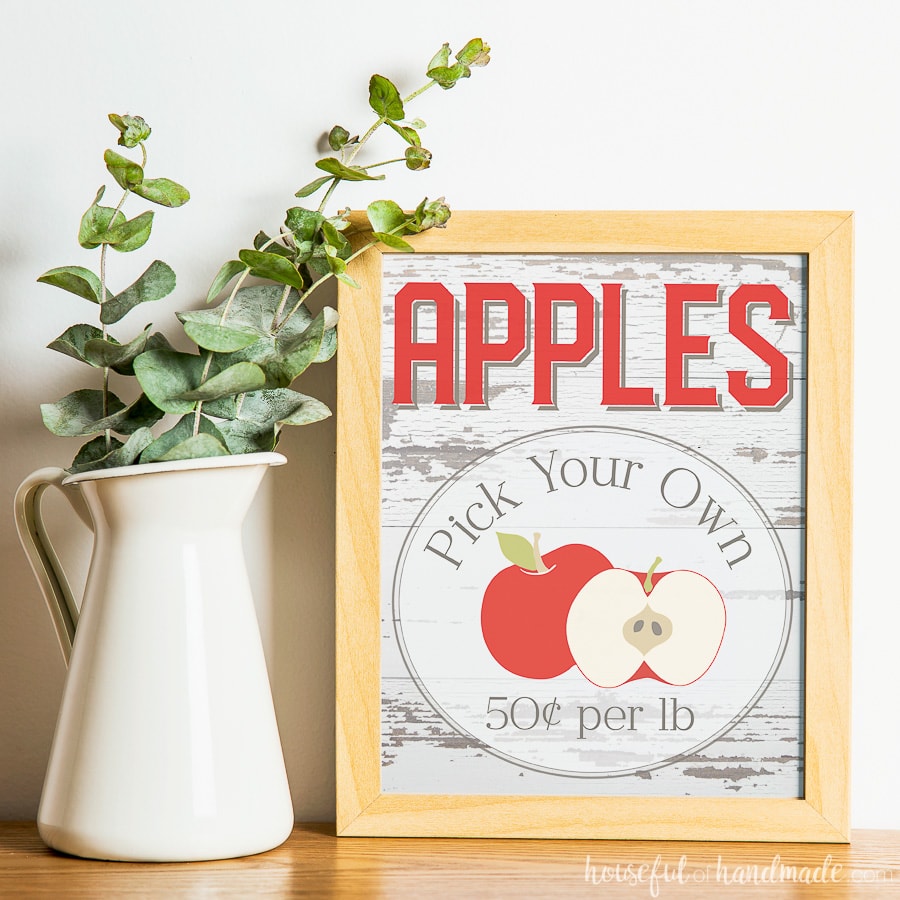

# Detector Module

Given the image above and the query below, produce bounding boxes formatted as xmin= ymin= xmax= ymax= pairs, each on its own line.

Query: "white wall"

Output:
xmin=1 ymin=0 xmax=896 ymax=828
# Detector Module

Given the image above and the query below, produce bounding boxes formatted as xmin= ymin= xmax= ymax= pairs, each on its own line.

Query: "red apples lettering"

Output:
xmin=480 ymin=533 xmax=612 ymax=679
xmin=565 ymin=557 xmax=726 ymax=687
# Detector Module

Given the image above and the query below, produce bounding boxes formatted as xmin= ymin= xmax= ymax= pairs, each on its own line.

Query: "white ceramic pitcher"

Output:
xmin=14 ymin=452 xmax=294 ymax=861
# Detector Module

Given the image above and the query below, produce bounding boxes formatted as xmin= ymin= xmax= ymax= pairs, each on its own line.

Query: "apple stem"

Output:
xmin=644 ymin=556 xmax=663 ymax=593
xmin=532 ymin=533 xmax=550 ymax=573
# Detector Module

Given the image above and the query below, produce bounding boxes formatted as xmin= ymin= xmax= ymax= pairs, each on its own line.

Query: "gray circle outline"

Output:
xmin=390 ymin=425 xmax=795 ymax=779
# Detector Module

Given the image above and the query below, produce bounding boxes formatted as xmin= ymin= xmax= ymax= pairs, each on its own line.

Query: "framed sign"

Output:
xmin=335 ymin=211 xmax=852 ymax=841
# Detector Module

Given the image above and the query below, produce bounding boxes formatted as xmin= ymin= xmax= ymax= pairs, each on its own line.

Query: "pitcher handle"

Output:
xmin=14 ymin=468 xmax=93 ymax=666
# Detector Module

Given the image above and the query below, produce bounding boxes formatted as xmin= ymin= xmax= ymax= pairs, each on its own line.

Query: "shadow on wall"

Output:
xmin=268 ymin=279 xmax=339 ymax=822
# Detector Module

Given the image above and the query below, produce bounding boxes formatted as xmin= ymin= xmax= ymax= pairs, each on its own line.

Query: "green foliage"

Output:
xmin=37 ymin=38 xmax=490 ymax=472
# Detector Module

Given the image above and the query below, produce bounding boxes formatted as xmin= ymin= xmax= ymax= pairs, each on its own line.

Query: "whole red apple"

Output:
xmin=481 ymin=533 xmax=612 ymax=679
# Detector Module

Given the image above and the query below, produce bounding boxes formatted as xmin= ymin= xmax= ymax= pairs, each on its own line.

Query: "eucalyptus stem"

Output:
xmin=272 ymin=283 xmax=292 ymax=331
xmin=347 ymin=117 xmax=386 ymax=164
xmin=317 ymin=178 xmax=340 ymax=214
xmin=403 ymin=81 xmax=436 ymax=104
xmin=98 ymin=183 xmax=132 ymax=451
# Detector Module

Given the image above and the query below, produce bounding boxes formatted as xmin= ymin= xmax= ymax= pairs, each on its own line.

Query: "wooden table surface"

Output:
xmin=1 ymin=822 xmax=899 ymax=897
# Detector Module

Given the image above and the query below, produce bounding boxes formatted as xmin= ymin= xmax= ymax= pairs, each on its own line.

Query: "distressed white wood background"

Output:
xmin=380 ymin=253 xmax=805 ymax=798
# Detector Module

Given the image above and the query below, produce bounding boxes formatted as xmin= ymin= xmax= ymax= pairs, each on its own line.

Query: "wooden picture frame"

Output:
xmin=335 ymin=211 xmax=852 ymax=841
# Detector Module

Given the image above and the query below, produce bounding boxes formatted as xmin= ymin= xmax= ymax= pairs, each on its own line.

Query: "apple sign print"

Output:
xmin=481 ymin=535 xmax=726 ymax=687
xmin=390 ymin=426 xmax=793 ymax=778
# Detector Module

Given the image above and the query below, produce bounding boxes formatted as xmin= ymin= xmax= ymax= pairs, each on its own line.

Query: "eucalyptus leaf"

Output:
xmin=37 ymin=266 xmax=102 ymax=303
xmin=78 ymin=190 xmax=125 ymax=249
xmin=222 ymin=309 xmax=328 ymax=388
xmin=368 ymin=74 xmax=404 ymax=120
xmin=47 ymin=324 xmax=105 ymax=365
xmin=101 ymin=259 xmax=176 ymax=324
xmin=294 ymin=175 xmax=333 ymax=199
xmin=386 ymin=119 xmax=421 ymax=146
xmin=131 ymin=177 xmax=190 ymax=208
xmin=101 ymin=210 xmax=154 ymax=253
xmin=253 ymin=230 xmax=294 ymax=258
xmin=108 ymin=113 xmax=151 ymax=148
xmin=427 ymin=62 xmax=470 ymax=90
xmin=328 ymin=125 xmax=350 ymax=150
xmin=83 ymin=325 xmax=153 ymax=372
xmin=317 ymin=321 xmax=338 ymax=361
xmin=367 ymin=199 xmax=411 ymax=235
xmin=176 ymin=361 xmax=266 ymax=402
xmin=67 ymin=428 xmax=154 ymax=474
xmin=140 ymin=414 xmax=228 ymax=464
xmin=178 ymin=317 xmax=262 ymax=352
xmin=216 ymin=422 xmax=279 ymax=455
xmin=238 ymin=249 xmax=305 ymax=291
xmin=206 ymin=259 xmax=247 ymax=303
xmin=314 ymin=157 xmax=384 ymax=182
xmin=104 ymin=393 xmax=166 ymax=435
xmin=198 ymin=284 xmax=295 ymax=340
xmin=320 ymin=220 xmax=351 ymax=257
xmin=456 ymin=38 xmax=491 ymax=67
xmin=373 ymin=231 xmax=415 ymax=252
xmin=215 ymin=388 xmax=331 ymax=454
xmin=405 ymin=146 xmax=432 ymax=170
xmin=334 ymin=270 xmax=361 ymax=289
xmin=427 ymin=42 xmax=450 ymax=72
xmin=70 ymin=434 xmax=124 ymax=471
xmin=104 ymin=149 xmax=144 ymax=190
xmin=157 ymin=432 xmax=231 ymax=462
xmin=133 ymin=349 xmax=205 ymax=414
xmin=41 ymin=389 xmax=126 ymax=437
xmin=285 ymin=207 xmax=324 ymax=242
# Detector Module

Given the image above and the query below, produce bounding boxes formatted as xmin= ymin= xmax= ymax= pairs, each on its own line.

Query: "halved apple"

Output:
xmin=565 ymin=558 xmax=726 ymax=687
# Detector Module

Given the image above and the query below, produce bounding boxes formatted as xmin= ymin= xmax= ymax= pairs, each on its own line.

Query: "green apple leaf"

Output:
xmin=496 ymin=532 xmax=538 ymax=572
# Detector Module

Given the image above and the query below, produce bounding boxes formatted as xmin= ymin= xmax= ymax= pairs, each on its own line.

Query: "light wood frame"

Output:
xmin=335 ymin=211 xmax=852 ymax=841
